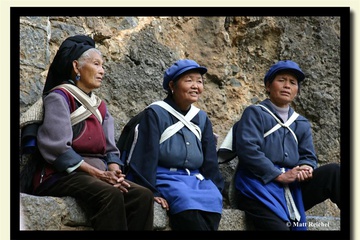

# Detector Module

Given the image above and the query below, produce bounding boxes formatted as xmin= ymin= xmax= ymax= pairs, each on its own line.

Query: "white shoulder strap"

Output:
xmin=219 ymin=126 xmax=233 ymax=151
xmin=56 ymin=84 xmax=103 ymax=124
xmin=257 ymin=104 xmax=299 ymax=143
xmin=217 ymin=104 xmax=299 ymax=164
xmin=150 ymin=101 xmax=201 ymax=144
xmin=20 ymin=84 xmax=102 ymax=129
xmin=127 ymin=124 xmax=140 ymax=165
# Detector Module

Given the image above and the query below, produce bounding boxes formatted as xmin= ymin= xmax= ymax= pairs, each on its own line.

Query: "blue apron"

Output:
xmin=235 ymin=168 xmax=307 ymax=231
xmin=156 ymin=166 xmax=223 ymax=215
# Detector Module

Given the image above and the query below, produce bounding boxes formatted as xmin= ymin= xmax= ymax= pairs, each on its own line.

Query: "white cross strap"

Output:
xmin=150 ymin=101 xmax=201 ymax=144
xmin=56 ymin=84 xmax=103 ymax=124
xmin=281 ymin=168 xmax=301 ymax=221
xmin=257 ymin=104 xmax=299 ymax=143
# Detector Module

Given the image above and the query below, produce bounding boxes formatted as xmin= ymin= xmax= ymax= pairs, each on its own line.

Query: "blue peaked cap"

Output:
xmin=163 ymin=59 xmax=207 ymax=91
xmin=264 ymin=60 xmax=305 ymax=85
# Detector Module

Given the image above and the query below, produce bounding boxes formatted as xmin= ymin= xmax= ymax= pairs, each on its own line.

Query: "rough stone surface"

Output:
xmin=20 ymin=193 xmax=340 ymax=231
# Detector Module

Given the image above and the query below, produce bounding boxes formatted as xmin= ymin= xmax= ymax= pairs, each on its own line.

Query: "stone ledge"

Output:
xmin=20 ymin=193 xmax=340 ymax=231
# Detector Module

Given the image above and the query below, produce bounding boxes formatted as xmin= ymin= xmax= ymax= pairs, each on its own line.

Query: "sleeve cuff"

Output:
xmin=66 ymin=160 xmax=84 ymax=173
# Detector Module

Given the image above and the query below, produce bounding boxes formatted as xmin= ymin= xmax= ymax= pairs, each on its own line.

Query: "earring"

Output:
xmin=171 ymin=90 xmax=174 ymax=94
xmin=75 ymin=74 xmax=80 ymax=81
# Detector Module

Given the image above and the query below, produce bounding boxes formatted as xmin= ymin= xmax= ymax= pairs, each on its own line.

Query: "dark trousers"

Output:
xmin=169 ymin=210 xmax=221 ymax=231
xmin=37 ymin=172 xmax=154 ymax=231
xmin=236 ymin=163 xmax=341 ymax=231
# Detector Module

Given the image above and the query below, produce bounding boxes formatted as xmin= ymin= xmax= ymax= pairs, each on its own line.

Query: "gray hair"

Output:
xmin=77 ymin=48 xmax=102 ymax=68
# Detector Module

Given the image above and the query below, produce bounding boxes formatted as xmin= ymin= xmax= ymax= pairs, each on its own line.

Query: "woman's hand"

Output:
xmin=107 ymin=163 xmax=121 ymax=172
xmin=296 ymin=165 xmax=313 ymax=182
xmin=101 ymin=169 xmax=131 ymax=193
xmin=275 ymin=165 xmax=313 ymax=184
xmin=78 ymin=161 xmax=130 ymax=192
xmin=154 ymin=197 xmax=169 ymax=211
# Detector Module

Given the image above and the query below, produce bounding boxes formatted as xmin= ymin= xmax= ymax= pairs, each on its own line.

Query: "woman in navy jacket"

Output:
xmin=127 ymin=59 xmax=224 ymax=231
xmin=233 ymin=60 xmax=340 ymax=231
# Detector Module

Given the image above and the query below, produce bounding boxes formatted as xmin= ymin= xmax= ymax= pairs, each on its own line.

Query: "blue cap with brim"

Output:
xmin=163 ymin=59 xmax=207 ymax=91
xmin=264 ymin=60 xmax=305 ymax=85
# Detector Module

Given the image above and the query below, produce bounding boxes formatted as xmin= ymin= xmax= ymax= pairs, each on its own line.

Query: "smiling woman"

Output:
xmin=125 ymin=59 xmax=225 ymax=231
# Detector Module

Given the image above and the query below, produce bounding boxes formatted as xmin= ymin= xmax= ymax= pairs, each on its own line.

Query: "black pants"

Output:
xmin=236 ymin=163 xmax=341 ymax=231
xmin=36 ymin=172 xmax=154 ymax=231
xmin=169 ymin=210 xmax=221 ymax=231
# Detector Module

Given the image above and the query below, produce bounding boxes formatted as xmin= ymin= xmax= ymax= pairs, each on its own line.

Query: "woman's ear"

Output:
xmin=265 ymin=81 xmax=271 ymax=93
xmin=72 ymin=60 xmax=79 ymax=74
xmin=169 ymin=80 xmax=174 ymax=92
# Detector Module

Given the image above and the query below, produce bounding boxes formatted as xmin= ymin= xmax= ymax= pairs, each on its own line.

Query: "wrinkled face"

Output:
xmin=266 ymin=71 xmax=298 ymax=108
xmin=170 ymin=70 xmax=204 ymax=110
xmin=73 ymin=50 xmax=105 ymax=93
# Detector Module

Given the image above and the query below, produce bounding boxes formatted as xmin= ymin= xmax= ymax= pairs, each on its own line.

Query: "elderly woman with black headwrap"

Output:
xmin=32 ymin=35 xmax=154 ymax=230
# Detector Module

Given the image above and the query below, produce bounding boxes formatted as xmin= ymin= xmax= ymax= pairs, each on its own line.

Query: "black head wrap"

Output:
xmin=43 ymin=35 xmax=95 ymax=94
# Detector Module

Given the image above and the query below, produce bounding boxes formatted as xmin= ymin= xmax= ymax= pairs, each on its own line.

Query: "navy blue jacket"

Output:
xmin=128 ymin=97 xmax=224 ymax=197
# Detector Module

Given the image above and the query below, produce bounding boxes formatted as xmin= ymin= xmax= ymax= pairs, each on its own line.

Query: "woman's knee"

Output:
xmin=100 ymin=186 xmax=125 ymax=205
xmin=319 ymin=162 xmax=339 ymax=172
xmin=137 ymin=186 xmax=153 ymax=203
xmin=128 ymin=183 xmax=153 ymax=201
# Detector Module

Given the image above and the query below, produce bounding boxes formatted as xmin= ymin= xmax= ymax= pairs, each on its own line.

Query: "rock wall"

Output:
xmin=20 ymin=193 xmax=340 ymax=231
xmin=19 ymin=16 xmax=341 ymax=221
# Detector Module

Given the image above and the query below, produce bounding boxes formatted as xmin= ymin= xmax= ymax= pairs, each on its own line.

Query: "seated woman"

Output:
xmin=232 ymin=60 xmax=340 ymax=231
xmin=126 ymin=59 xmax=225 ymax=230
xmin=33 ymin=35 xmax=154 ymax=231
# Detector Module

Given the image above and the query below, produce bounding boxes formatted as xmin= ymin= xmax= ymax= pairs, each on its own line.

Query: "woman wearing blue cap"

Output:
xmin=31 ymin=35 xmax=154 ymax=230
xmin=231 ymin=60 xmax=340 ymax=231
xmin=126 ymin=59 xmax=225 ymax=230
